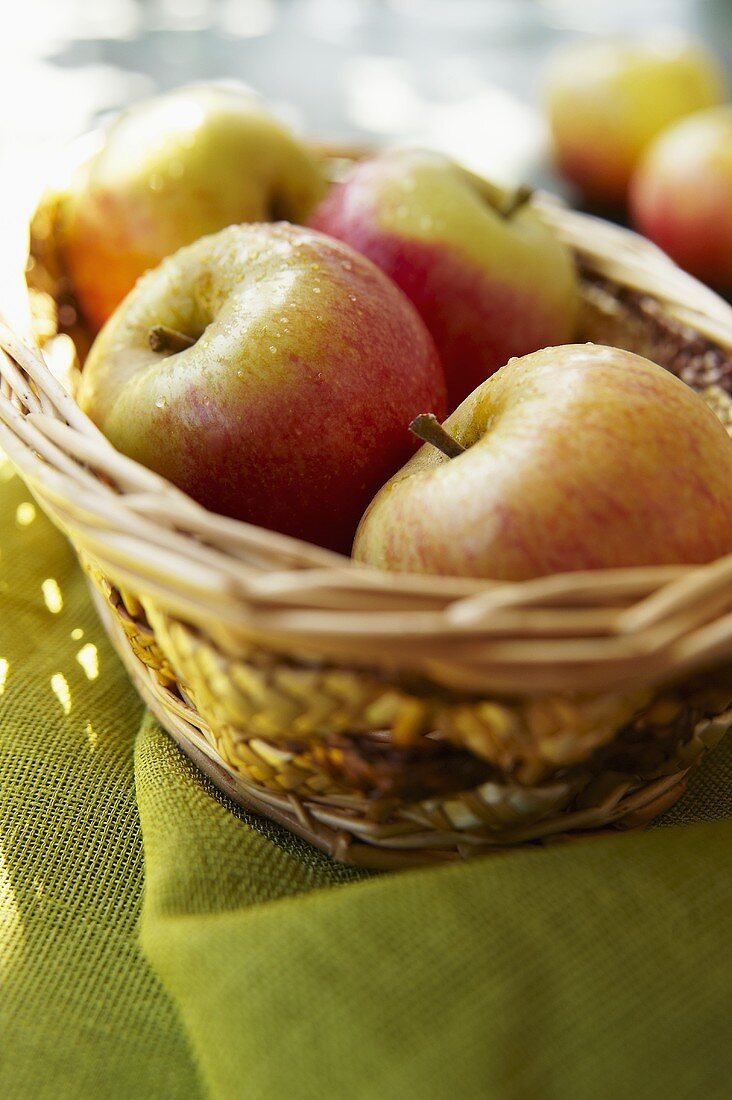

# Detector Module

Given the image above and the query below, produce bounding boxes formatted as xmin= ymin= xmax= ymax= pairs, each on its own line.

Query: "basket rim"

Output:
xmin=2 ymin=196 xmax=732 ymax=696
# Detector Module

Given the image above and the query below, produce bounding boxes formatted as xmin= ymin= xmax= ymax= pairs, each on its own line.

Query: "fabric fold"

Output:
xmin=136 ymin=717 xmax=732 ymax=1100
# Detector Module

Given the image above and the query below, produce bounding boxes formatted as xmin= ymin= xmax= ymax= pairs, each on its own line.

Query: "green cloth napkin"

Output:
xmin=1 ymin=458 xmax=731 ymax=1100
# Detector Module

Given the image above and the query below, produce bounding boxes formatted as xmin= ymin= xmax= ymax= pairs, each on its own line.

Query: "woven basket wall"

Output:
xmin=1 ymin=158 xmax=732 ymax=868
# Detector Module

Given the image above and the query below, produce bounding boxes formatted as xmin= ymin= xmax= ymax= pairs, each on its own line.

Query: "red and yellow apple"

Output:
xmin=353 ymin=344 xmax=732 ymax=580
xmin=309 ymin=148 xmax=578 ymax=411
xmin=60 ymin=83 xmax=328 ymax=332
xmin=630 ymin=106 xmax=732 ymax=293
xmin=77 ymin=222 xmax=446 ymax=554
xmin=544 ymin=36 xmax=725 ymax=208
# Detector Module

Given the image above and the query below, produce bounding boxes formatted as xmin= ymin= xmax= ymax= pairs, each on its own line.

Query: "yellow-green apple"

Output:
xmin=308 ymin=148 xmax=578 ymax=411
xmin=60 ymin=83 xmax=328 ymax=333
xmin=544 ymin=36 xmax=724 ymax=208
xmin=77 ymin=222 xmax=446 ymax=554
xmin=630 ymin=106 xmax=732 ymax=293
xmin=353 ymin=344 xmax=732 ymax=580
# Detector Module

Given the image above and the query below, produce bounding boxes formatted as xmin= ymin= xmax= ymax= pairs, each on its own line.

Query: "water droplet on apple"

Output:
xmin=269 ymin=345 xmax=277 ymax=354
xmin=348 ymin=294 xmax=357 ymax=302
xmin=341 ymin=259 xmax=353 ymax=271
xmin=154 ymin=397 xmax=167 ymax=409
xmin=236 ymin=369 xmax=244 ymax=379
xmin=312 ymin=286 xmax=321 ymax=294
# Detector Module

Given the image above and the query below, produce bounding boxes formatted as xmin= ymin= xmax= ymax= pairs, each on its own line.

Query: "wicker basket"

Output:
xmin=2 ymin=155 xmax=732 ymax=869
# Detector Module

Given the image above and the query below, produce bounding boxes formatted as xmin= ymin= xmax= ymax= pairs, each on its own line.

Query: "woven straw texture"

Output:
xmin=1 ymin=177 xmax=732 ymax=865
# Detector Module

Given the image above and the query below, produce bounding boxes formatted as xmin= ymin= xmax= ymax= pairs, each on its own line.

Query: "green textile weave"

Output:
xmin=1 ymin=459 xmax=731 ymax=1100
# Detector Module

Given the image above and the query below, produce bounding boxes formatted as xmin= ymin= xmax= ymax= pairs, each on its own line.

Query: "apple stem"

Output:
xmin=149 ymin=325 xmax=196 ymax=354
xmin=499 ymin=184 xmax=534 ymax=219
xmin=409 ymin=413 xmax=466 ymax=459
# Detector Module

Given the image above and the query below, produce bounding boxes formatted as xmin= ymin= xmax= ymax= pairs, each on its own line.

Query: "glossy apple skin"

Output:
xmin=630 ymin=107 xmax=732 ymax=293
xmin=353 ymin=345 xmax=732 ymax=581
xmin=309 ymin=149 xmax=578 ymax=411
xmin=544 ymin=37 xmax=724 ymax=208
xmin=78 ymin=223 xmax=446 ymax=554
xmin=60 ymin=84 xmax=328 ymax=333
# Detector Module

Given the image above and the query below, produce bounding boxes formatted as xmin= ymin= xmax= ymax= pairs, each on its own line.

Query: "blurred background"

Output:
xmin=5 ymin=0 xmax=732 ymax=182
xmin=1 ymin=0 xmax=731 ymax=309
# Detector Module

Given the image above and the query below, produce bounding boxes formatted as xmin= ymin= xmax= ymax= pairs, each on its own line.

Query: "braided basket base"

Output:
xmin=91 ymin=583 xmax=732 ymax=869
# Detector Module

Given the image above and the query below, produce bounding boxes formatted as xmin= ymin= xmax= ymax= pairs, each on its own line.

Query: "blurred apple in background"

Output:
xmin=544 ymin=36 xmax=725 ymax=209
xmin=353 ymin=344 xmax=732 ymax=580
xmin=59 ymin=84 xmax=328 ymax=332
xmin=630 ymin=106 xmax=732 ymax=294
xmin=309 ymin=148 xmax=578 ymax=411
xmin=77 ymin=222 xmax=446 ymax=555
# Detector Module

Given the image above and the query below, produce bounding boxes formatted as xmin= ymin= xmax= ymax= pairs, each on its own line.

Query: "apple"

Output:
xmin=308 ymin=148 xmax=578 ymax=411
xmin=544 ymin=36 xmax=725 ymax=208
xmin=630 ymin=106 xmax=732 ymax=293
xmin=77 ymin=222 xmax=446 ymax=555
xmin=353 ymin=344 xmax=732 ymax=581
xmin=59 ymin=83 xmax=328 ymax=333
